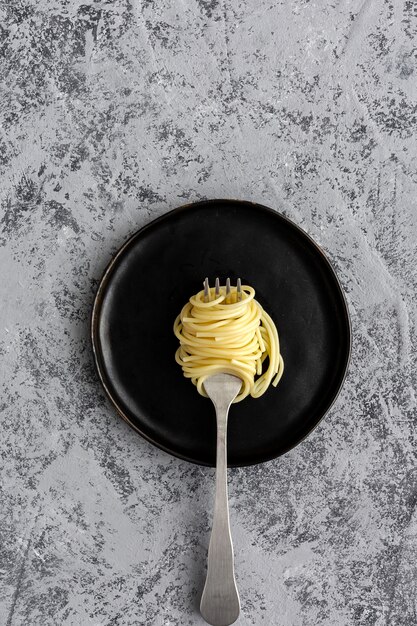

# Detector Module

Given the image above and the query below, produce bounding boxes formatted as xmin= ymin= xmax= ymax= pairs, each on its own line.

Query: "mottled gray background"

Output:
xmin=1 ymin=0 xmax=417 ymax=624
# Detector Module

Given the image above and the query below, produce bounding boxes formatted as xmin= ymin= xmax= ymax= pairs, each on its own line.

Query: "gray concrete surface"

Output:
xmin=1 ymin=1 xmax=417 ymax=624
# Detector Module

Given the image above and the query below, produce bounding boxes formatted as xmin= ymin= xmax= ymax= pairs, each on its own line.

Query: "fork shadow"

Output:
xmin=179 ymin=463 xmax=214 ymax=619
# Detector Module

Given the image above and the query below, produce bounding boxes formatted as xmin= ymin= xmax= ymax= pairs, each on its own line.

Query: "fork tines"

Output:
xmin=203 ymin=277 xmax=242 ymax=302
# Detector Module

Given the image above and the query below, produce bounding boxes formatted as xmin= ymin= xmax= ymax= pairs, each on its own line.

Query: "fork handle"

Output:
xmin=200 ymin=403 xmax=240 ymax=626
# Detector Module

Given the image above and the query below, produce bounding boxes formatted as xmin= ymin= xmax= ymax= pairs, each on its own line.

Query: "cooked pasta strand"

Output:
xmin=174 ymin=284 xmax=284 ymax=403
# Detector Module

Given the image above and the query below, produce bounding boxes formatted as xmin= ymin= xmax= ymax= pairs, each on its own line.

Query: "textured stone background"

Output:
xmin=1 ymin=0 xmax=417 ymax=624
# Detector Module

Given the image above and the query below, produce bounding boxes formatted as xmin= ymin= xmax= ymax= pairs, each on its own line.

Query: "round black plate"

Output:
xmin=92 ymin=200 xmax=351 ymax=467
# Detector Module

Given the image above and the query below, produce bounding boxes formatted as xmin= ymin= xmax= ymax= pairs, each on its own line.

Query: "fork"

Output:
xmin=200 ymin=277 xmax=242 ymax=626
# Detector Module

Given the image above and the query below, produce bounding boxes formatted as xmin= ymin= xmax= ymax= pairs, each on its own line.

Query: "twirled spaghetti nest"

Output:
xmin=174 ymin=285 xmax=284 ymax=402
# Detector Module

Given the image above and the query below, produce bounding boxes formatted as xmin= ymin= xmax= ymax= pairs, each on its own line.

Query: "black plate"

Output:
xmin=91 ymin=200 xmax=351 ymax=466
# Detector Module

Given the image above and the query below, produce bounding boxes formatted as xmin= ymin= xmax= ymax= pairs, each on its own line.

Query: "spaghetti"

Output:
xmin=173 ymin=283 xmax=284 ymax=402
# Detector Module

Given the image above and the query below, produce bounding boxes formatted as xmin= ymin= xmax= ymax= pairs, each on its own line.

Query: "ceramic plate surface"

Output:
xmin=92 ymin=200 xmax=351 ymax=466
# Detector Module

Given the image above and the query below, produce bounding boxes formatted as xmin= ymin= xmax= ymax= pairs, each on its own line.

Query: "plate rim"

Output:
xmin=91 ymin=199 xmax=352 ymax=466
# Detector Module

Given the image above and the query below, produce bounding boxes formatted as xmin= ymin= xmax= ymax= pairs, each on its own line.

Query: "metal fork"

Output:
xmin=200 ymin=278 xmax=242 ymax=626
xmin=204 ymin=276 xmax=242 ymax=303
